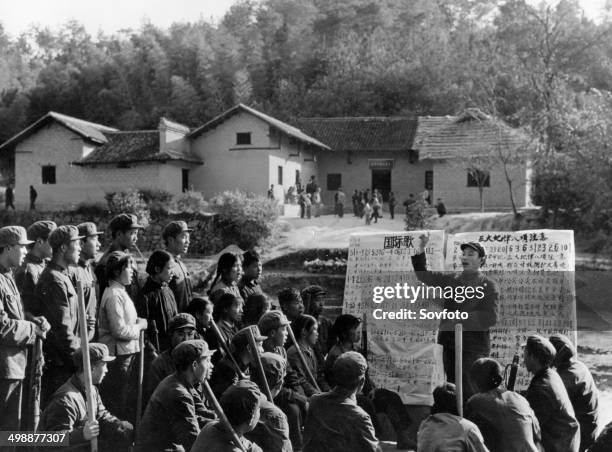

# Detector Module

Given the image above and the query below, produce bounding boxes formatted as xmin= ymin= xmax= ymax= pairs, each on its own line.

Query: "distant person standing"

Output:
xmin=5 ymin=184 xmax=15 ymax=210
xmin=313 ymin=187 xmax=322 ymax=217
xmin=403 ymin=194 xmax=415 ymax=215
xmin=388 ymin=192 xmax=397 ymax=219
xmin=306 ymin=175 xmax=318 ymax=196
xmin=372 ymin=196 xmax=381 ymax=223
xmin=29 ymin=185 xmax=37 ymax=211
xmin=268 ymin=184 xmax=275 ymax=200
xmin=436 ymin=198 xmax=447 ymax=217
xmin=335 ymin=187 xmax=346 ymax=218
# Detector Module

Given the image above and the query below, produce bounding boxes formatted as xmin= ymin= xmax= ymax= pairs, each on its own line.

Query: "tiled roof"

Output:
xmin=75 ymin=131 xmax=203 ymax=165
xmin=0 ymin=111 xmax=118 ymax=152
xmin=292 ymin=117 xmax=418 ymax=152
xmin=188 ymin=104 xmax=331 ymax=151
xmin=414 ymin=109 xmax=530 ymax=160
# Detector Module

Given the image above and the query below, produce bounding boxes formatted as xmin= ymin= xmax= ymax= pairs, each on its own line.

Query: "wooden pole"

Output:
xmin=210 ymin=321 xmax=247 ymax=380
xmin=286 ymin=325 xmax=320 ymax=392
xmin=135 ymin=330 xmax=145 ymax=436
xmin=245 ymin=326 xmax=274 ymax=402
xmin=28 ymin=337 xmax=43 ymax=431
xmin=455 ymin=323 xmax=463 ymax=417
xmin=77 ymin=280 xmax=98 ymax=452
xmin=201 ymin=381 xmax=247 ymax=452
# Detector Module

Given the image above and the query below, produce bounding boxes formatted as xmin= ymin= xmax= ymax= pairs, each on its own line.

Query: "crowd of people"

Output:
xmin=1 ymin=213 xmax=610 ymax=452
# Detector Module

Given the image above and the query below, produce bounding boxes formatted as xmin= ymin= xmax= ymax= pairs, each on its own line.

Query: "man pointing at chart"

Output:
xmin=411 ymin=234 xmax=499 ymax=399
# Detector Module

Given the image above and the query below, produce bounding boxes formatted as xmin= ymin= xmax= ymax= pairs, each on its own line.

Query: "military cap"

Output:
xmin=460 ymin=242 xmax=486 ymax=258
xmin=168 ymin=313 xmax=197 ymax=333
xmin=27 ymin=220 xmax=57 ymax=241
xmin=77 ymin=222 xmax=104 ymax=237
xmin=162 ymin=221 xmax=193 ymax=240
xmin=255 ymin=352 xmax=286 ymax=388
xmin=301 ymin=285 xmax=327 ymax=299
xmin=258 ymin=310 xmax=290 ymax=335
xmin=48 ymin=225 xmax=84 ymax=249
xmin=333 ymin=351 xmax=368 ymax=385
xmin=524 ymin=334 xmax=556 ymax=366
xmin=0 ymin=226 xmax=34 ymax=248
xmin=172 ymin=339 xmax=215 ymax=368
xmin=231 ymin=325 xmax=267 ymax=351
xmin=73 ymin=343 xmax=115 ymax=369
xmin=220 ymin=380 xmax=262 ymax=425
xmin=109 ymin=214 xmax=143 ymax=233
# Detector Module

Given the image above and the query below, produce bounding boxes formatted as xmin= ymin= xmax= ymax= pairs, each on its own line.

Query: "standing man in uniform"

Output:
xmin=36 ymin=225 xmax=84 ymax=406
xmin=95 ymin=214 xmax=143 ymax=301
xmin=0 ymin=226 xmax=49 ymax=433
xmin=15 ymin=220 xmax=57 ymax=316
xmin=412 ymin=236 xmax=499 ymax=400
xmin=162 ymin=220 xmax=193 ymax=313
xmin=70 ymin=222 xmax=103 ymax=341
xmin=5 ymin=183 xmax=15 ymax=210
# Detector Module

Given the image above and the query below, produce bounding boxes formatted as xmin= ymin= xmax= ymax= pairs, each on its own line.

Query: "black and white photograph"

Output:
xmin=1 ymin=0 xmax=612 ymax=451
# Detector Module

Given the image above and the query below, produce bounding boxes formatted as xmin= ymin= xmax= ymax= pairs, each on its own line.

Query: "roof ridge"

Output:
xmin=106 ymin=130 xmax=158 ymax=134
xmin=49 ymin=111 xmax=118 ymax=132
xmin=296 ymin=116 xmax=415 ymax=120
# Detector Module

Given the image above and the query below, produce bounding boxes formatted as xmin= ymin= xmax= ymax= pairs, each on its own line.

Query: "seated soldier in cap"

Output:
xmin=70 ymin=222 xmax=103 ymax=341
xmin=417 ymin=383 xmax=488 ymax=452
xmin=248 ymin=352 xmax=293 ymax=452
xmin=192 ymin=380 xmax=263 ymax=452
xmin=239 ymin=250 xmax=264 ymax=302
xmin=145 ymin=313 xmax=198 ymax=407
xmin=304 ymin=351 xmax=380 ymax=452
xmin=15 ymin=220 xmax=56 ymax=316
xmin=95 ymin=213 xmax=144 ymax=301
xmin=163 ymin=221 xmax=193 ymax=313
xmin=136 ymin=339 xmax=216 ymax=452
xmin=259 ymin=310 xmax=308 ymax=451
xmin=549 ymin=334 xmax=599 ymax=451
xmin=466 ymin=358 xmax=541 ymax=452
xmin=412 ymin=236 xmax=499 ymax=399
xmin=136 ymin=249 xmax=179 ymax=352
xmin=36 ymin=225 xmax=86 ymax=406
xmin=210 ymin=325 xmax=266 ymax=399
xmin=523 ymin=334 xmax=580 ymax=452
xmin=39 ymin=343 xmax=133 ymax=452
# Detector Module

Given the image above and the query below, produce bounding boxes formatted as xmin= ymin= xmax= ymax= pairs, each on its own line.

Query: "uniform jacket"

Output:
xmin=191 ymin=421 xmax=262 ymax=452
xmin=209 ymin=355 xmax=247 ymax=399
xmin=287 ymin=343 xmax=329 ymax=396
xmin=98 ymin=281 xmax=141 ymax=356
xmin=246 ymin=399 xmax=293 ymax=452
xmin=69 ymin=259 xmax=98 ymax=341
xmin=136 ymin=373 xmax=215 ymax=452
xmin=36 ymin=262 xmax=81 ymax=367
xmin=14 ymin=252 xmax=46 ymax=315
xmin=417 ymin=412 xmax=488 ymax=452
xmin=145 ymin=349 xmax=176 ymax=407
xmin=466 ymin=388 xmax=541 ymax=452
xmin=238 ymin=277 xmax=263 ymax=302
xmin=39 ymin=374 xmax=133 ymax=451
xmin=411 ymin=252 xmax=499 ymax=350
xmin=136 ymin=277 xmax=178 ymax=352
xmin=556 ymin=358 xmax=599 ymax=448
xmin=526 ymin=367 xmax=580 ymax=452
xmin=0 ymin=265 xmax=36 ymax=379
xmin=209 ymin=280 xmax=243 ymax=305
xmin=169 ymin=256 xmax=192 ymax=313
xmin=263 ymin=340 xmax=307 ymax=406
xmin=303 ymin=387 xmax=380 ymax=452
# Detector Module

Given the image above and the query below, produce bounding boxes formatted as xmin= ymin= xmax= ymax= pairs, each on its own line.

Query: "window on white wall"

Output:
xmin=327 ymin=173 xmax=341 ymax=190
xmin=42 ymin=165 xmax=56 ymax=184
xmin=236 ymin=132 xmax=251 ymax=145
xmin=278 ymin=166 xmax=283 ymax=185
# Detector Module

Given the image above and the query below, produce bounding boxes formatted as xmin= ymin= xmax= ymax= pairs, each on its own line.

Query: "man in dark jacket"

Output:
xmin=524 ymin=335 xmax=580 ymax=452
xmin=39 ymin=343 xmax=133 ymax=451
xmin=163 ymin=221 xmax=193 ymax=313
xmin=36 ymin=225 xmax=84 ymax=406
xmin=550 ymin=333 xmax=599 ymax=451
xmin=412 ymin=236 xmax=499 ymax=399
xmin=136 ymin=339 xmax=216 ymax=452
xmin=15 ymin=220 xmax=56 ymax=316
xmin=0 ymin=226 xmax=48 ymax=433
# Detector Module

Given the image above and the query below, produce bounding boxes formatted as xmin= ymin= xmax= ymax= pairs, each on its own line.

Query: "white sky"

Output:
xmin=0 ymin=0 xmax=609 ymax=38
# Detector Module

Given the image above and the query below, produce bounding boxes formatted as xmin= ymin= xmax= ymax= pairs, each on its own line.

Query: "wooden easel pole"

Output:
xmin=455 ymin=323 xmax=463 ymax=417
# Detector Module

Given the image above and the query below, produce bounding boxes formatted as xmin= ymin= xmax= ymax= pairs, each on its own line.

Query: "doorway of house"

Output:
xmin=371 ymin=169 xmax=391 ymax=202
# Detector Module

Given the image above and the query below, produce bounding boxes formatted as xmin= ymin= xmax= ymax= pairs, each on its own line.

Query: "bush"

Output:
xmin=138 ymin=189 xmax=173 ymax=215
xmin=105 ymin=190 xmax=151 ymax=227
xmin=171 ymin=190 xmax=210 ymax=214
xmin=210 ymin=190 xmax=279 ymax=249
xmin=73 ymin=202 xmax=108 ymax=217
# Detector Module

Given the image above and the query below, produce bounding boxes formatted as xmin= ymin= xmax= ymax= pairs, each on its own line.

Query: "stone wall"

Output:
xmin=0 ymin=209 xmax=218 ymax=256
